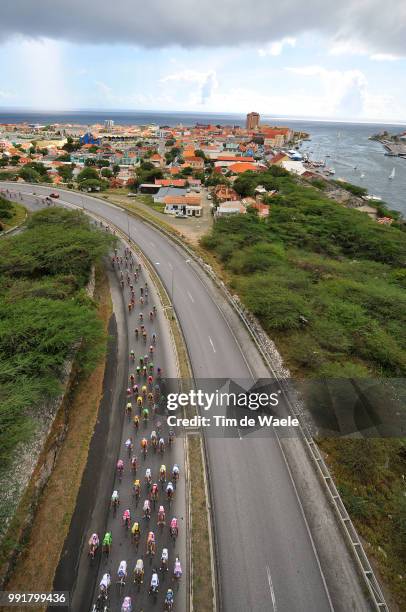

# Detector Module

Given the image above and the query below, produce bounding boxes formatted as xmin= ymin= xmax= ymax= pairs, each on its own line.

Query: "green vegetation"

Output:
xmin=201 ymin=168 xmax=405 ymax=377
xmin=19 ymin=162 xmax=51 ymax=184
xmin=0 ymin=208 xmax=114 ymax=471
xmin=319 ymin=438 xmax=406 ymax=608
xmin=0 ymin=197 xmax=26 ymax=232
xmin=332 ymin=179 xmax=368 ymax=197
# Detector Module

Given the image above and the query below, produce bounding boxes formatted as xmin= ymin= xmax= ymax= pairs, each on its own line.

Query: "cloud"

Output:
xmin=287 ymin=65 xmax=368 ymax=117
xmin=161 ymin=69 xmax=218 ymax=104
xmin=0 ymin=1 xmax=405 ymax=56
xmin=258 ymin=37 xmax=296 ymax=57
xmin=370 ymin=53 xmax=402 ymax=61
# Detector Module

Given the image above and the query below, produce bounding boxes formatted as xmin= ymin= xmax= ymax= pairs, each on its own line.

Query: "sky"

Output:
xmin=0 ymin=0 xmax=405 ymax=122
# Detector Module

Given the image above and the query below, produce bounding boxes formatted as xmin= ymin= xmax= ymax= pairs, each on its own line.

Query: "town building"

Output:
xmin=246 ymin=112 xmax=260 ymax=130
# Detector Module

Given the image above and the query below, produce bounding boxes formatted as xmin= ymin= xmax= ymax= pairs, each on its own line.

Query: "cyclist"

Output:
xmin=166 ymin=481 xmax=174 ymax=504
xmin=133 ymin=558 xmax=144 ymax=585
xmin=158 ymin=437 xmax=165 ymax=454
xmin=111 ymin=489 xmax=120 ymax=513
xmin=136 ymin=365 xmax=141 ymax=376
xmin=160 ymin=547 xmax=169 ymax=572
xmin=172 ymin=464 xmax=180 ymax=485
xmin=149 ymin=569 xmax=159 ymax=595
xmin=133 ymin=414 xmax=139 ymax=432
xmin=143 ymin=499 xmax=151 ymax=520
xmin=164 ymin=589 xmax=174 ymax=610
xmin=137 ymin=395 xmax=143 ymax=409
xmin=88 ymin=533 xmax=99 ymax=557
xmin=131 ymin=521 xmax=140 ymax=546
xmin=149 ymin=311 xmax=154 ymax=321
xmin=117 ymin=459 xmax=124 ymax=481
xmin=152 ymin=332 xmax=157 ymax=344
xmin=149 ymin=344 xmax=154 ymax=356
xmin=122 ymin=508 xmax=131 ymax=529
xmin=133 ymin=478 xmax=141 ymax=499
xmin=170 ymin=517 xmax=179 ymax=540
xmin=102 ymin=531 xmax=112 ymax=555
xmin=126 ymin=387 xmax=132 ymax=398
xmin=150 ymin=482 xmax=159 ymax=505
xmin=125 ymin=437 xmax=133 ymax=457
xmin=121 ymin=596 xmax=132 ymax=612
xmin=147 ymin=531 xmax=156 ymax=556
xmin=118 ymin=560 xmax=127 ymax=584
xmin=129 ymin=373 xmax=135 ymax=385
xmin=145 ymin=467 xmax=152 ymax=488
xmin=169 ymin=430 xmax=176 ymax=447
xmin=130 ymin=350 xmax=135 ymax=361
xmin=157 ymin=366 xmax=162 ymax=379
xmin=125 ymin=402 xmax=132 ymax=420
xmin=157 ymin=505 xmax=166 ymax=527
xmin=142 ymin=406 xmax=149 ymax=422
xmin=134 ymin=327 xmax=139 ymax=340
xmin=173 ymin=557 xmax=182 ymax=581
xmin=159 ymin=464 xmax=167 ymax=486
xmin=130 ymin=455 xmax=137 ymax=473
xmin=147 ymin=374 xmax=153 ymax=386
xmin=99 ymin=572 xmax=111 ymax=595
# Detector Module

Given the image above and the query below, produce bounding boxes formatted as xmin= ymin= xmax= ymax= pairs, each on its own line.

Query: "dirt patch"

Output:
xmin=188 ymin=435 xmax=214 ymax=612
xmin=3 ymin=265 xmax=112 ymax=611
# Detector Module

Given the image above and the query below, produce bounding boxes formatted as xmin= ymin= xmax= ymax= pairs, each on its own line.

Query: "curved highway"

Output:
xmin=1 ymin=184 xmax=370 ymax=612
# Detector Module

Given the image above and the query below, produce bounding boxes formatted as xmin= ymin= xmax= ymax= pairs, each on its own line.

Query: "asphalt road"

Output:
xmin=87 ymin=243 xmax=187 ymax=612
xmin=2 ymin=185 xmax=335 ymax=611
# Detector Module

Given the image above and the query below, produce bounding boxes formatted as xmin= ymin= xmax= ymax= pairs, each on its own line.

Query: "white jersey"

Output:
xmin=100 ymin=573 xmax=111 ymax=590
xmin=135 ymin=559 xmax=144 ymax=571
xmin=161 ymin=548 xmax=169 ymax=561
xmin=112 ymin=490 xmax=119 ymax=501
xmin=151 ymin=573 xmax=159 ymax=587
xmin=143 ymin=500 xmax=150 ymax=511
xmin=125 ymin=438 xmax=132 ymax=448
xmin=118 ymin=560 xmax=127 ymax=577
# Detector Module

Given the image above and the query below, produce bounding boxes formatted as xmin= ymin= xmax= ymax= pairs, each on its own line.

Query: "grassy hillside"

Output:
xmin=0 ymin=208 xmax=114 ymax=470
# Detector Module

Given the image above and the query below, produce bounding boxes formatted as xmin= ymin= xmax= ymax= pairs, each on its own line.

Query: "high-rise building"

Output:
xmin=246 ymin=112 xmax=260 ymax=130
xmin=104 ymin=119 xmax=114 ymax=129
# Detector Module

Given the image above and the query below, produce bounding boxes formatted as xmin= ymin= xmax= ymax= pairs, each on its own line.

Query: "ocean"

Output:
xmin=0 ymin=110 xmax=405 ymax=215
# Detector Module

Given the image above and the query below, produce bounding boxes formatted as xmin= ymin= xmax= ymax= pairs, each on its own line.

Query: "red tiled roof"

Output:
xmin=228 ymin=162 xmax=258 ymax=173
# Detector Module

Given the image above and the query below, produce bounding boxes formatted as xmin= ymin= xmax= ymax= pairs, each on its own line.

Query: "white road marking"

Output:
xmin=187 ymin=291 xmax=194 ymax=303
xmin=209 ymin=336 xmax=216 ymax=353
xmin=266 ymin=565 xmax=277 ymax=611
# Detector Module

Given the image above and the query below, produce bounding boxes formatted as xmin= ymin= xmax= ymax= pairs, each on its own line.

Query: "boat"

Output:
xmin=389 ymin=167 xmax=395 ymax=179
xmin=360 ymin=172 xmax=365 ymax=178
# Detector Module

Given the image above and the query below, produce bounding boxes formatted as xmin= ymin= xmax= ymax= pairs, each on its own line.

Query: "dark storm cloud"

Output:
xmin=0 ymin=0 xmax=405 ymax=55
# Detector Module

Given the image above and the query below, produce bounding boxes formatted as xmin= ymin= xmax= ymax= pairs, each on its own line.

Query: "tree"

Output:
xmin=62 ymin=136 xmax=80 ymax=153
xmin=165 ymin=138 xmax=175 ymax=147
xmin=56 ymin=153 xmax=71 ymax=162
xmin=88 ymin=145 xmax=98 ymax=153
xmin=97 ymin=159 xmax=110 ymax=168
xmin=19 ymin=166 xmax=42 ymax=183
xmin=84 ymin=158 xmax=97 ymax=166
xmin=77 ymin=167 xmax=99 ymax=182
xmin=112 ymin=164 xmax=120 ymax=177
xmin=57 ymin=165 xmax=74 ymax=182
xmin=194 ymin=149 xmax=206 ymax=160
xmin=101 ymin=168 xmax=113 ymax=178
xmin=79 ymin=178 xmax=108 ymax=192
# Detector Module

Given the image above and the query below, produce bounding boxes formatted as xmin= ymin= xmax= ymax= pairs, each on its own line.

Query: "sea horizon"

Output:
xmin=0 ymin=107 xmax=405 ymax=127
